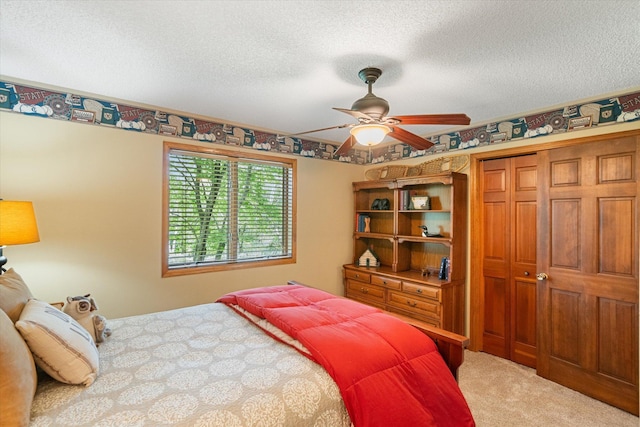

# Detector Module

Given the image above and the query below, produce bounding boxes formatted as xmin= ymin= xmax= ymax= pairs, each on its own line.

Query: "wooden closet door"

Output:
xmin=537 ymin=135 xmax=639 ymax=415
xmin=509 ymin=155 xmax=537 ymax=367
xmin=481 ymin=155 xmax=537 ymax=367
xmin=481 ymin=158 xmax=510 ymax=359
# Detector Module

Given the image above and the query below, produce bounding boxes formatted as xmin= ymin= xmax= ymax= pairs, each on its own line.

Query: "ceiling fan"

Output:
xmin=291 ymin=67 xmax=471 ymax=157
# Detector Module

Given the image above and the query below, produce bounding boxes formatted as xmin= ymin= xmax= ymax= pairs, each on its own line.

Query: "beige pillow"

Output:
xmin=0 ymin=268 xmax=34 ymax=323
xmin=0 ymin=309 xmax=37 ymax=427
xmin=16 ymin=299 xmax=99 ymax=386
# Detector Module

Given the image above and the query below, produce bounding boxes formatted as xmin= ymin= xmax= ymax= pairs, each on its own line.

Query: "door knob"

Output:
xmin=536 ymin=273 xmax=549 ymax=281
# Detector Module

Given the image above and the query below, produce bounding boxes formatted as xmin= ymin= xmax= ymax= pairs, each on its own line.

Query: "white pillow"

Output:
xmin=16 ymin=299 xmax=99 ymax=386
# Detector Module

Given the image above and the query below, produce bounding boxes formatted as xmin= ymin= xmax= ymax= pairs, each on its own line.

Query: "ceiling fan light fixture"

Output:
xmin=350 ymin=124 xmax=390 ymax=146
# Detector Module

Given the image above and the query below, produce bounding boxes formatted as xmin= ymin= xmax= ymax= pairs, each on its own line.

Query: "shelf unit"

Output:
xmin=344 ymin=172 xmax=467 ymax=334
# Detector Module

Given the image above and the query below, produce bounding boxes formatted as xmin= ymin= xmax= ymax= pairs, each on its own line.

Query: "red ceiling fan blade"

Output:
xmin=289 ymin=123 xmax=354 ymax=136
xmin=390 ymin=114 xmax=471 ymax=126
xmin=334 ymin=135 xmax=356 ymax=157
xmin=388 ymin=126 xmax=435 ymax=150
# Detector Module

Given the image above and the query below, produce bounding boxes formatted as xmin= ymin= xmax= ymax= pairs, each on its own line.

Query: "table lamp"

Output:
xmin=0 ymin=200 xmax=40 ymax=274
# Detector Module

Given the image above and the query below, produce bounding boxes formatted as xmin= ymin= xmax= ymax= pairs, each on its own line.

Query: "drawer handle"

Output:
xmin=407 ymin=300 xmax=417 ymax=307
xmin=416 ymin=288 xmax=422 ymax=294
xmin=355 ymin=274 xmax=360 ymax=278
xmin=383 ymin=280 xmax=387 ymax=284
xmin=360 ymin=287 xmax=369 ymax=294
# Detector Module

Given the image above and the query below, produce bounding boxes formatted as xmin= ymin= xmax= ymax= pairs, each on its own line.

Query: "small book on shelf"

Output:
xmin=400 ymin=190 xmax=410 ymax=210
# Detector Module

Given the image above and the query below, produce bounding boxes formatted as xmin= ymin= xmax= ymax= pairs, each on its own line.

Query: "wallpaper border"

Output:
xmin=1 ymin=80 xmax=638 ymax=165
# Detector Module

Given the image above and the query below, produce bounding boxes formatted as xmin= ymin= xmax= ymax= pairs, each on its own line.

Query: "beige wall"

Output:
xmin=0 ymin=111 xmax=364 ymax=318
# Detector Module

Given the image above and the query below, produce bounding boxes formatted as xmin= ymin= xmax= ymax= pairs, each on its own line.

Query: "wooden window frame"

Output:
xmin=162 ymin=141 xmax=297 ymax=277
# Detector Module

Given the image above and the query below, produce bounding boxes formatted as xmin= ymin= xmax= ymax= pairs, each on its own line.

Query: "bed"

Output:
xmin=0 ymin=270 xmax=474 ymax=426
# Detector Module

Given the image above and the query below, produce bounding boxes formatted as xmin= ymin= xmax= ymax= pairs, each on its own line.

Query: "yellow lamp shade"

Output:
xmin=0 ymin=201 xmax=40 ymax=246
xmin=350 ymin=124 xmax=390 ymax=146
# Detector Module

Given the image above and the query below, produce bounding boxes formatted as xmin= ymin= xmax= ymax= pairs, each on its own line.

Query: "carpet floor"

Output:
xmin=458 ymin=350 xmax=639 ymax=426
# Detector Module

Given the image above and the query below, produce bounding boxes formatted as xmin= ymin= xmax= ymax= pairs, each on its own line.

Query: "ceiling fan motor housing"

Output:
xmin=351 ymin=94 xmax=389 ymax=120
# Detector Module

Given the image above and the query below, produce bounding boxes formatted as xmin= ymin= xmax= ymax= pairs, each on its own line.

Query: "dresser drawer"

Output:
xmin=345 ymin=280 xmax=385 ymax=305
xmin=345 ymin=269 xmax=371 ymax=283
xmin=387 ymin=291 xmax=440 ymax=319
xmin=386 ymin=306 xmax=442 ymax=329
xmin=402 ymin=281 xmax=441 ymax=302
xmin=371 ymin=275 xmax=401 ymax=290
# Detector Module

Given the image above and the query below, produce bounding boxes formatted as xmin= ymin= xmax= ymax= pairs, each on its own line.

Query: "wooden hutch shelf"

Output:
xmin=343 ymin=172 xmax=468 ymax=334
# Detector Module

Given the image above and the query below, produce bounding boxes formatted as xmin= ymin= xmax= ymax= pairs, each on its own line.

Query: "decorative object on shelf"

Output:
xmin=357 ymin=248 xmax=380 ymax=267
xmin=371 ymin=198 xmax=390 ymax=210
xmin=0 ymin=200 xmax=40 ymax=274
xmin=421 ymin=266 xmax=439 ymax=277
xmin=418 ymin=225 xmax=443 ymax=238
xmin=364 ymin=154 xmax=470 ymax=180
xmin=420 ymin=155 xmax=469 ymax=175
xmin=365 ymin=165 xmax=408 ymax=180
xmin=411 ymin=196 xmax=431 ymax=210
xmin=357 ymin=214 xmax=370 ymax=232
xmin=406 ymin=165 xmax=422 ymax=177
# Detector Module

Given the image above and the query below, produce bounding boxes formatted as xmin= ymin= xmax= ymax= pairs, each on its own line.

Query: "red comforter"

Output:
xmin=217 ymin=284 xmax=475 ymax=427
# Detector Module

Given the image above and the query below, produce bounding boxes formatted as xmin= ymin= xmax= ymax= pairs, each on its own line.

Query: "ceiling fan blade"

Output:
xmin=288 ymin=123 xmax=354 ymax=137
xmin=334 ymin=135 xmax=356 ymax=157
xmin=388 ymin=126 xmax=435 ymax=150
xmin=332 ymin=107 xmax=375 ymax=122
xmin=390 ymin=114 xmax=471 ymax=126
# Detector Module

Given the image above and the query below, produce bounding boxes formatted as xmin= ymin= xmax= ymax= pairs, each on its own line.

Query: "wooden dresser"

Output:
xmin=344 ymin=265 xmax=465 ymax=333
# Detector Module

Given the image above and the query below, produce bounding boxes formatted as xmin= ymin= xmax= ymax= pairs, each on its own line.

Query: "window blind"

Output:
xmin=167 ymin=148 xmax=294 ymax=269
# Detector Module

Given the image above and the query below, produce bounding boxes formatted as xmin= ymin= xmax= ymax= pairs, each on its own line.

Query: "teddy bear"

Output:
xmin=62 ymin=294 xmax=112 ymax=344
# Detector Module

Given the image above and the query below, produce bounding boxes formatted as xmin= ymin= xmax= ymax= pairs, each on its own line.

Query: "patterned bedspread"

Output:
xmin=29 ymin=303 xmax=351 ymax=426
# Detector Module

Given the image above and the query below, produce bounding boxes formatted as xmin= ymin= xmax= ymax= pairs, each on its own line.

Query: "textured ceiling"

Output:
xmin=1 ymin=0 xmax=639 ymax=145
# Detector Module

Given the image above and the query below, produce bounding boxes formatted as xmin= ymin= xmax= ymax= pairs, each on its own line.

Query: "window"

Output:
xmin=162 ymin=142 xmax=296 ymax=276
